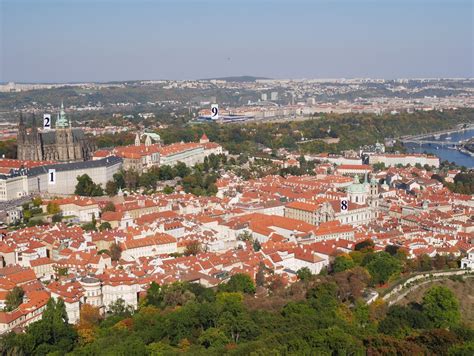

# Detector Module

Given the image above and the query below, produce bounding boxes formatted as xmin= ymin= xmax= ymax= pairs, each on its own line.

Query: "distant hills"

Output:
xmin=200 ymin=75 xmax=271 ymax=82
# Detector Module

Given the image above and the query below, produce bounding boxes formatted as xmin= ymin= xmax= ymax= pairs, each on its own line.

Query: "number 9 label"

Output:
xmin=211 ymin=104 xmax=219 ymax=120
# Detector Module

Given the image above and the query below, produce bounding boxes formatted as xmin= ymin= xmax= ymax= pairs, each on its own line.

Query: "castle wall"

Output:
xmin=28 ymin=158 xmax=122 ymax=196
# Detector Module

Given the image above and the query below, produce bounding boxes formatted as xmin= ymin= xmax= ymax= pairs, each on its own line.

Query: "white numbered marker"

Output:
xmin=211 ymin=104 xmax=219 ymax=120
xmin=340 ymin=199 xmax=348 ymax=212
xmin=43 ymin=114 xmax=52 ymax=130
xmin=48 ymin=169 xmax=56 ymax=184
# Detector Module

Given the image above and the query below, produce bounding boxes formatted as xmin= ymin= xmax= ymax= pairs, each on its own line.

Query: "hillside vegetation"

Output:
xmin=397 ymin=277 xmax=474 ymax=326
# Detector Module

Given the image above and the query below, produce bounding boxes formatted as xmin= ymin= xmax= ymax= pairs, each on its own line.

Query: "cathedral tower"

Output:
xmin=16 ymin=101 xmax=95 ymax=162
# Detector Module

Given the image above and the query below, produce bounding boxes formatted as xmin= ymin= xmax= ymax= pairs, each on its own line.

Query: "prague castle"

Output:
xmin=17 ymin=103 xmax=95 ymax=162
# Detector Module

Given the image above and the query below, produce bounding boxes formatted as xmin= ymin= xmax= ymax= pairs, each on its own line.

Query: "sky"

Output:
xmin=1 ymin=0 xmax=473 ymax=82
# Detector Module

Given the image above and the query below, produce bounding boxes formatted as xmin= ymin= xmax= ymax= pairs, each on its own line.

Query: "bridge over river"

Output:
xmin=399 ymin=123 xmax=474 ymax=144
xmin=401 ymin=139 xmax=462 ymax=145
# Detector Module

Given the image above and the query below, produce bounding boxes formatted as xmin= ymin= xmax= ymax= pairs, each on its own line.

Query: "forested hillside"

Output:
xmin=1 ymin=244 xmax=472 ymax=355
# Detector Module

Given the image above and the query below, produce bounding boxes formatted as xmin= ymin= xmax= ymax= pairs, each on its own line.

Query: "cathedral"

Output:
xmin=17 ymin=102 xmax=96 ymax=162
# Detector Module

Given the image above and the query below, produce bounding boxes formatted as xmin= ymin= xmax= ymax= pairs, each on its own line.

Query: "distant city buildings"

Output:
xmin=0 ymin=78 xmax=472 ymax=335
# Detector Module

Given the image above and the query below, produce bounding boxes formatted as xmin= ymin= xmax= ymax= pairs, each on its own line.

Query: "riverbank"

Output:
xmin=403 ymin=127 xmax=474 ymax=168
xmin=400 ymin=123 xmax=474 ymax=142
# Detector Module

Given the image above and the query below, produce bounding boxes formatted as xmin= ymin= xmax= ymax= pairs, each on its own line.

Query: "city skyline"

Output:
xmin=1 ymin=0 xmax=473 ymax=83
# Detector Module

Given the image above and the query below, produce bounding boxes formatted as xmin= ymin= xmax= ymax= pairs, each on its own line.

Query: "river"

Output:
xmin=403 ymin=128 xmax=474 ymax=168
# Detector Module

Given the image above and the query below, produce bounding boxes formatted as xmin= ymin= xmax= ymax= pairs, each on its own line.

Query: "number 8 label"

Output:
xmin=340 ymin=199 xmax=348 ymax=212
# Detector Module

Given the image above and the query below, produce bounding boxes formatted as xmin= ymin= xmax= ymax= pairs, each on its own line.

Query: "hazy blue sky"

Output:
xmin=1 ymin=0 xmax=473 ymax=82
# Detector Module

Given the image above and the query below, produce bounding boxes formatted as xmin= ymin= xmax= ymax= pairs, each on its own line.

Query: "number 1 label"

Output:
xmin=48 ymin=169 xmax=56 ymax=184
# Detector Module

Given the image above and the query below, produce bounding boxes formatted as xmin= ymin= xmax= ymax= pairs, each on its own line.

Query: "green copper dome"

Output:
xmin=347 ymin=174 xmax=367 ymax=194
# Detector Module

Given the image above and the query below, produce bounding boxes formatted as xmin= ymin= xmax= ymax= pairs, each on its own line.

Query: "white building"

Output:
xmin=461 ymin=247 xmax=474 ymax=269
xmin=369 ymin=153 xmax=440 ymax=168
xmin=0 ymin=172 xmax=29 ymax=201
xmin=26 ymin=157 xmax=123 ymax=197
xmin=102 ymin=277 xmax=141 ymax=311
xmin=120 ymin=233 xmax=177 ymax=261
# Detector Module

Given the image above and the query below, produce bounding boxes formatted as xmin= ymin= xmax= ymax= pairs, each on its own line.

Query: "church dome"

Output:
xmin=347 ymin=174 xmax=366 ymax=194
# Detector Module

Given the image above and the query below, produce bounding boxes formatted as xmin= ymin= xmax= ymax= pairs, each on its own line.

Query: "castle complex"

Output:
xmin=17 ymin=103 xmax=95 ymax=162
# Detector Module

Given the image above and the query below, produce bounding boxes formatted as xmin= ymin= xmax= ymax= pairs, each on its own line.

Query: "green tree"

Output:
xmin=255 ymin=262 xmax=266 ymax=287
xmin=124 ymin=169 xmax=140 ymax=190
xmin=82 ymin=215 xmax=97 ymax=232
xmin=113 ymin=171 xmax=125 ymax=189
xmin=237 ymin=231 xmax=253 ymax=242
xmin=20 ymin=298 xmax=78 ymax=354
xmin=75 ymin=174 xmax=104 ymax=196
xmin=198 ymin=327 xmax=230 ymax=349
xmin=47 ymin=202 xmax=61 ymax=215
xmin=422 ymin=286 xmax=461 ymax=328
xmin=159 ymin=165 xmax=175 ymax=180
xmin=109 ymin=242 xmax=122 ymax=262
xmin=175 ymin=162 xmax=191 ymax=178
xmin=307 ymin=282 xmax=339 ymax=314
xmin=107 ymin=298 xmax=133 ymax=317
xmin=332 ymin=254 xmax=355 ymax=273
xmin=355 ymin=239 xmax=375 ymax=251
xmin=409 ymin=329 xmax=461 ymax=355
xmin=372 ymin=162 xmax=386 ymax=172
xmin=366 ymin=252 xmax=402 ymax=285
xmin=162 ymin=185 xmax=174 ymax=194
xmin=297 ymin=267 xmax=312 ymax=281
xmin=101 ymin=201 xmax=116 ymax=213
xmin=160 ymin=283 xmax=196 ymax=308
xmin=143 ymin=282 xmax=162 ymax=307
xmin=99 ymin=222 xmax=112 ymax=231
xmin=105 ymin=180 xmax=118 ymax=196
xmin=52 ymin=213 xmax=63 ymax=223
xmin=222 ymin=273 xmax=256 ymax=294
xmin=379 ymin=305 xmax=432 ymax=337
xmin=184 ymin=241 xmax=202 ymax=256
xmin=32 ymin=197 xmax=43 ymax=207
xmin=385 ymin=244 xmax=401 ymax=256
xmin=4 ymin=286 xmax=24 ymax=311
xmin=253 ymin=239 xmax=261 ymax=251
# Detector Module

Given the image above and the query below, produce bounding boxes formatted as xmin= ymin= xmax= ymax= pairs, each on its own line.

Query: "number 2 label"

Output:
xmin=43 ymin=114 xmax=51 ymax=130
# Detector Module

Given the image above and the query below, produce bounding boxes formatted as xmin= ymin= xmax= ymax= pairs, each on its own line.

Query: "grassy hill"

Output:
xmin=396 ymin=277 xmax=474 ymax=326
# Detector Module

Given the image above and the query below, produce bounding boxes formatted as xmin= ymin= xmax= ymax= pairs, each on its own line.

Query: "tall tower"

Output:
xmin=145 ymin=135 xmax=152 ymax=146
xmin=30 ymin=114 xmax=42 ymax=160
xmin=17 ymin=114 xmax=27 ymax=160
xmin=367 ymin=175 xmax=380 ymax=219
xmin=56 ymin=101 xmax=70 ymax=128
xmin=17 ymin=114 xmax=26 ymax=143
xmin=55 ymin=101 xmax=76 ymax=161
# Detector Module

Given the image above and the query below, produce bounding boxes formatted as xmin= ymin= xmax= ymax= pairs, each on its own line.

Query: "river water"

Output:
xmin=403 ymin=129 xmax=474 ymax=168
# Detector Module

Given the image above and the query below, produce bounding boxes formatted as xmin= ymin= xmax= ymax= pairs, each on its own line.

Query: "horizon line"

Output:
xmin=2 ymin=76 xmax=474 ymax=85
